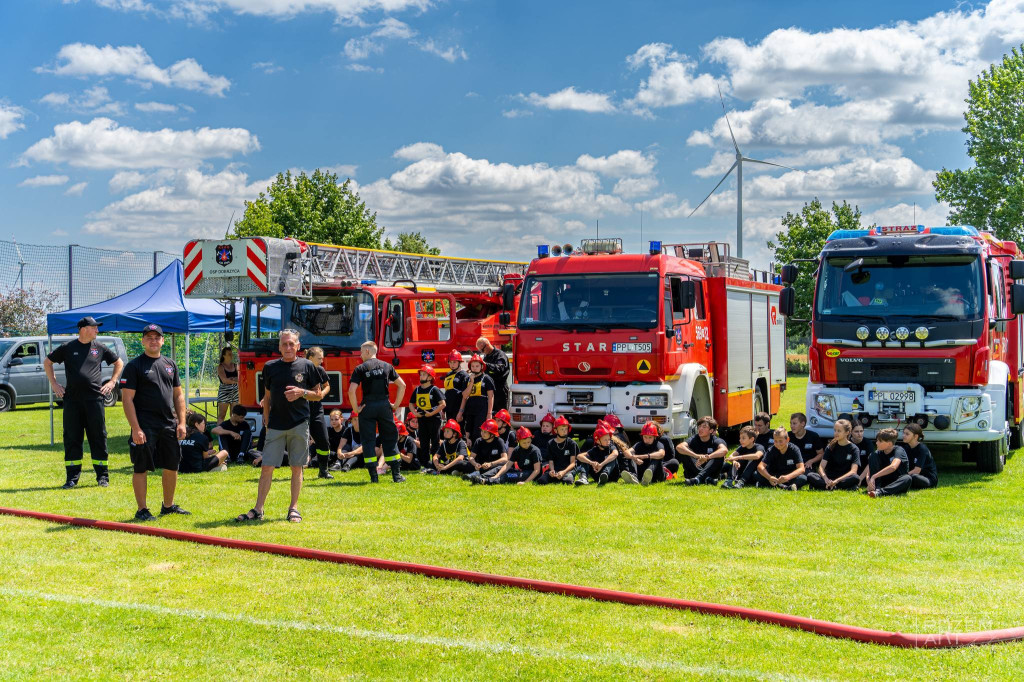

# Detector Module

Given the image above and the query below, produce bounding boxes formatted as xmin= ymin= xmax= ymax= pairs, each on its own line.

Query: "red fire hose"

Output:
xmin=2 ymin=505 xmax=1021 ymax=649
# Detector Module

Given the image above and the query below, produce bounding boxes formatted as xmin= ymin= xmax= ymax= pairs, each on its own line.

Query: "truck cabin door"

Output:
xmin=381 ymin=292 xmax=456 ymax=370
xmin=665 ymin=276 xmax=708 ymax=368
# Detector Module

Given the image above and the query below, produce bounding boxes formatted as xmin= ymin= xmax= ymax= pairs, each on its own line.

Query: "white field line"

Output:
xmin=0 ymin=586 xmax=813 ymax=681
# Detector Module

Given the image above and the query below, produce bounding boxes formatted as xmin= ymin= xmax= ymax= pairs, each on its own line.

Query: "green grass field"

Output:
xmin=2 ymin=377 xmax=1024 ymax=680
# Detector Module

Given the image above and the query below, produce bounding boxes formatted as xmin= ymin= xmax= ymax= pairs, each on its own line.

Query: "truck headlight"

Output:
xmin=814 ymin=394 xmax=837 ymax=420
xmin=956 ymin=396 xmax=982 ymax=424
xmin=511 ymin=393 xmax=535 ymax=407
xmin=635 ymin=394 xmax=668 ymax=408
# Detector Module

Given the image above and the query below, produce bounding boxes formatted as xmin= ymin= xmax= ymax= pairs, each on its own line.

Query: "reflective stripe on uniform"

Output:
xmin=383 ymin=454 xmax=401 ymax=463
xmin=92 ymin=459 xmax=108 ymax=465
xmin=65 ymin=460 xmax=83 ymax=466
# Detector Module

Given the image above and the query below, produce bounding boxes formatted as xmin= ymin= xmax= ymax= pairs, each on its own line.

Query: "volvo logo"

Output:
xmin=578 ymin=361 xmax=591 ymax=372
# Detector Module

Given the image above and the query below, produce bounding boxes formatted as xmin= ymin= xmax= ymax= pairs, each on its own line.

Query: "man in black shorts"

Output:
xmin=120 ymin=324 xmax=189 ymax=521
xmin=45 ymin=316 xmax=123 ymax=489
xmin=347 ymin=340 xmax=406 ymax=483
xmin=237 ymin=329 xmax=322 ymax=523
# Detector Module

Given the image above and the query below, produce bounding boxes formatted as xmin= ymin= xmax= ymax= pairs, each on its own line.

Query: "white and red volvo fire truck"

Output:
xmin=183 ymin=237 xmax=524 ymax=418
xmin=779 ymin=225 xmax=1024 ymax=472
xmin=508 ymin=239 xmax=786 ymax=437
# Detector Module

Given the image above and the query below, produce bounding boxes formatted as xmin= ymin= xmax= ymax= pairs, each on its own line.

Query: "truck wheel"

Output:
xmin=0 ymin=389 xmax=11 ymax=412
xmin=102 ymin=388 xmax=119 ymax=408
xmin=753 ymin=387 xmax=766 ymax=419
xmin=975 ymin=440 xmax=1005 ymax=474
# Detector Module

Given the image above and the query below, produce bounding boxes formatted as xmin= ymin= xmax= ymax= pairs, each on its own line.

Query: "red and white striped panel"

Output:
xmin=183 ymin=240 xmax=203 ymax=294
xmin=246 ymin=238 xmax=268 ymax=292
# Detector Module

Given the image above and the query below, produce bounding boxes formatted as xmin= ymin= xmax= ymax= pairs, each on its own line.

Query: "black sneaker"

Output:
xmin=392 ymin=473 xmax=406 ymax=483
xmin=61 ymin=480 xmax=78 ymax=490
xmin=329 ymin=461 xmax=343 ymax=471
xmin=96 ymin=477 xmax=109 ymax=488
xmin=598 ymin=471 xmax=609 ymax=487
xmin=160 ymin=504 xmax=191 ymax=516
xmin=684 ymin=477 xmax=699 ymax=486
xmin=134 ymin=508 xmax=156 ymax=522
xmin=318 ymin=470 xmax=334 ymax=479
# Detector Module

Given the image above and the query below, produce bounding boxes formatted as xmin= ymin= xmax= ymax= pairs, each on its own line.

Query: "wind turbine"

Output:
xmin=689 ymin=88 xmax=796 ymax=260
xmin=11 ymin=237 xmax=38 ymax=291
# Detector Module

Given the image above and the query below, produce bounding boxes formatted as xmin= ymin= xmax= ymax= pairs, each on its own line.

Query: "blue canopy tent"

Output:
xmin=45 ymin=260 xmax=241 ymax=444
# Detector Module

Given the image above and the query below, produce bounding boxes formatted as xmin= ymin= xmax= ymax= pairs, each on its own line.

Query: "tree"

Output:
xmin=232 ymin=169 xmax=385 ymax=248
xmin=383 ymin=231 xmax=441 ymax=255
xmin=768 ymin=199 xmax=864 ymax=340
xmin=933 ymin=47 xmax=1024 ymax=243
xmin=0 ymin=287 xmax=60 ymax=336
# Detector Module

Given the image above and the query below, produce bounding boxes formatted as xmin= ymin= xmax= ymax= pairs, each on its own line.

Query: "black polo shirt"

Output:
xmin=121 ymin=354 xmax=179 ymax=431
xmin=262 ymin=357 xmax=319 ymax=430
xmin=546 ymin=437 xmax=579 ymax=471
xmin=789 ymin=430 xmax=824 ymax=461
xmin=471 ymin=436 xmax=506 ymax=465
xmin=350 ymin=357 xmax=398 ymax=403
xmin=821 ymin=442 xmax=860 ymax=478
xmin=510 ymin=444 xmax=542 ymax=471
xmin=762 ymin=443 xmax=804 ymax=477
xmin=47 ymin=339 xmax=118 ymax=401
xmin=906 ymin=443 xmax=938 ymax=485
xmin=686 ymin=434 xmax=727 ymax=457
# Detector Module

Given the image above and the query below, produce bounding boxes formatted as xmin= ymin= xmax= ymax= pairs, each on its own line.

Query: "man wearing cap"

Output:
xmin=120 ymin=324 xmax=190 ymax=521
xmin=476 ymin=337 xmax=510 ymax=412
xmin=347 ymin=340 xmax=406 ymax=483
xmin=45 ymin=316 xmax=123 ymax=489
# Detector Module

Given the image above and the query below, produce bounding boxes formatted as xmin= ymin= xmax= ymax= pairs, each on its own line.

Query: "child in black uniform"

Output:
xmin=721 ymin=425 xmax=765 ymax=488
xmin=430 ymin=420 xmax=472 ymax=475
xmin=394 ymin=420 xmax=420 ymax=471
xmin=753 ymin=412 xmax=774 ymax=451
xmin=677 ymin=416 xmax=728 ymax=485
xmin=533 ymin=413 xmax=555 ymax=454
xmin=578 ymin=426 xmax=620 ymax=486
xmin=212 ymin=404 xmax=254 ymax=464
xmin=540 ymin=416 xmax=579 ymax=485
xmin=464 ymin=419 xmax=508 ymax=484
xmin=178 ymin=412 xmax=229 ymax=473
xmin=488 ymin=427 xmax=542 ymax=484
xmin=903 ymin=424 xmax=938 ymax=489
xmin=494 ymin=409 xmax=516 ymax=449
xmin=756 ymin=428 xmax=807 ymax=489
xmin=463 ymin=354 xmax=495 ymax=442
xmin=789 ymin=412 xmax=824 ymax=472
xmin=807 ymin=419 xmax=860 ymax=490
xmin=442 ymin=350 xmax=471 ymax=425
xmin=408 ymin=364 xmax=445 ymax=469
xmin=629 ymin=421 xmax=668 ymax=485
xmin=866 ymin=428 xmax=912 ymax=497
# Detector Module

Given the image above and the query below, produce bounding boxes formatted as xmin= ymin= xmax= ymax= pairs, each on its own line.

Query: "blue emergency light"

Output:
xmin=361 ymin=279 xmax=377 ymax=285
xmin=649 ymin=240 xmax=662 ymax=255
xmin=537 ymin=244 xmax=549 ymax=258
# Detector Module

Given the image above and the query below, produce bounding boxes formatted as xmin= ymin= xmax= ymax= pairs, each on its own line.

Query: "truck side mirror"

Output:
xmin=780 ymin=264 xmax=798 ymax=285
xmin=1011 ymin=260 xmax=1024 ymax=281
xmin=779 ymin=287 xmax=795 ymax=317
xmin=671 ymin=279 xmax=696 ymax=310
xmin=9 ymin=357 xmax=23 ymax=367
xmin=499 ymin=312 xmax=511 ymax=326
xmin=501 ymin=283 xmax=516 ymax=311
xmin=1012 ymin=284 xmax=1024 ymax=315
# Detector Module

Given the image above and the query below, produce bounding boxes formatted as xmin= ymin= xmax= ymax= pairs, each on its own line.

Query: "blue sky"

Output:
xmin=1 ymin=0 xmax=1021 ymax=269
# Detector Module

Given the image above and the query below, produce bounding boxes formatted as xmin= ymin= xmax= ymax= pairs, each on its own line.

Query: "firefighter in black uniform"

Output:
xmin=347 ymin=340 xmax=407 ymax=483
xmin=476 ymin=337 xmax=510 ymax=412
xmin=44 ymin=316 xmax=124 ymax=489
xmin=408 ymin=364 xmax=445 ymax=469
xmin=304 ymin=347 xmax=333 ymax=479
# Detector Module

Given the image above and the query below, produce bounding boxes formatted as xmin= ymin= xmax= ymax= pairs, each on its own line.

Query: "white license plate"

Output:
xmin=613 ymin=343 xmax=652 ymax=353
xmin=869 ymin=390 xmax=916 ymax=403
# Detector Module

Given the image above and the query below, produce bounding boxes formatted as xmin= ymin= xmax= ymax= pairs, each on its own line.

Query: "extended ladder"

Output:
xmin=310 ymin=242 xmax=528 ymax=293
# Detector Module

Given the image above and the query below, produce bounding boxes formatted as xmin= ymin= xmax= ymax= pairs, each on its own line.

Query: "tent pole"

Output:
xmin=48 ymin=333 xmax=54 ymax=446
xmin=185 ymin=334 xmax=191 ymax=401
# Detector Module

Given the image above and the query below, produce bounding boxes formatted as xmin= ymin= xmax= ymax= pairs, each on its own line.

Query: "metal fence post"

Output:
xmin=153 ymin=251 xmax=158 ymax=276
xmin=68 ymin=245 xmax=75 ymax=309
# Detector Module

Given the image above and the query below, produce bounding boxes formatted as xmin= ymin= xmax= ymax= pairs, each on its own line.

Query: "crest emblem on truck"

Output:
xmin=215 ymin=244 xmax=233 ymax=267
xmin=578 ymin=361 xmax=591 ymax=372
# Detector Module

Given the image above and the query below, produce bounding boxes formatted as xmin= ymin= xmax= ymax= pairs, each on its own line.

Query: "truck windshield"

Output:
xmin=242 ymin=292 xmax=375 ymax=351
xmin=518 ymin=272 xmax=660 ymax=329
xmin=816 ymin=255 xmax=983 ymax=321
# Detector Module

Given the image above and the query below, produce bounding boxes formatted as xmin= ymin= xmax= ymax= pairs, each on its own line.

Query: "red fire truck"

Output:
xmin=778 ymin=225 xmax=1024 ymax=472
xmin=183 ymin=237 xmax=524 ymax=419
xmin=509 ymin=239 xmax=786 ymax=437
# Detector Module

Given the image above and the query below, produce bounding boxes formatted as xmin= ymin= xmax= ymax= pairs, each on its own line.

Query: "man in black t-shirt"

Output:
xmin=348 ymin=340 xmax=407 ymax=483
xmin=303 ymin=347 xmax=333 ymax=479
xmin=237 ymin=329 xmax=322 ymax=524
xmin=45 ymin=316 xmax=124 ymax=489
xmin=476 ymin=337 xmax=510 ymax=412
xmin=120 ymin=324 xmax=189 ymax=521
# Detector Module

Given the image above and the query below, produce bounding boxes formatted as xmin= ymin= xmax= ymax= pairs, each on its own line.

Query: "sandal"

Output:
xmin=286 ymin=507 xmax=302 ymax=523
xmin=235 ymin=508 xmax=263 ymax=522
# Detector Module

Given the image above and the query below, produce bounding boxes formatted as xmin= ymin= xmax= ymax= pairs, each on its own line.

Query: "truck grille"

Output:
xmin=836 ymin=359 xmax=955 ymax=388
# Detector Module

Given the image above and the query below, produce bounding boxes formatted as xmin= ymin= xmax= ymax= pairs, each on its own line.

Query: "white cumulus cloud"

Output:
xmin=19 ymin=175 xmax=70 ymax=188
xmin=65 ymin=181 xmax=89 ymax=196
xmin=625 ymin=42 xmax=721 ymax=113
xmin=20 ymin=118 xmax=260 ymax=169
xmin=576 ymin=150 xmax=656 ymax=177
xmin=41 ymin=43 xmax=231 ymax=96
xmin=135 ymin=101 xmax=179 ymax=113
xmin=523 ymin=87 xmax=616 ymax=114
xmin=0 ymin=103 xmax=27 ymax=139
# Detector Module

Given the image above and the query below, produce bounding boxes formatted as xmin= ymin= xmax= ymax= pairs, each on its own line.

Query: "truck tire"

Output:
xmin=975 ymin=440 xmax=1005 ymax=474
xmin=102 ymin=388 xmax=119 ymax=408
xmin=753 ymin=387 xmax=766 ymax=420
xmin=0 ymin=388 xmax=12 ymax=412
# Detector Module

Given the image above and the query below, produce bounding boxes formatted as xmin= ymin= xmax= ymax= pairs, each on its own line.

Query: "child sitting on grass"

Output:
xmin=756 ymin=427 xmax=807 ymax=490
xmin=178 ymin=412 xmax=229 ymax=473
xmin=721 ymin=425 xmax=764 ymax=489
xmin=807 ymin=419 xmax=860 ymax=491
xmin=486 ymin=427 xmax=542 ymax=484
xmin=429 ymin=420 xmax=471 ymax=475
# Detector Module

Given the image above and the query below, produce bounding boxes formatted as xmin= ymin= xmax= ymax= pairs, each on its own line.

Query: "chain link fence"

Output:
xmin=1 ymin=239 xmax=178 ymax=310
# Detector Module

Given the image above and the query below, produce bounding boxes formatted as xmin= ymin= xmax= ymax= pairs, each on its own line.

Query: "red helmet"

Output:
xmin=419 ymin=364 xmax=436 ymax=379
xmin=395 ymin=421 xmax=408 ymax=437
xmin=494 ymin=409 xmax=512 ymax=426
xmin=516 ymin=426 xmax=533 ymax=441
xmin=447 ymin=350 xmax=462 ymax=364
xmin=405 ymin=411 xmax=419 ymax=423
xmin=540 ymin=413 xmax=556 ymax=425
xmin=443 ymin=419 xmax=462 ymax=437
xmin=468 ymin=353 xmax=485 ymax=369
xmin=641 ymin=421 xmax=660 ymax=437
xmin=603 ymin=414 xmax=623 ymax=429
xmin=597 ymin=419 xmax=612 ymax=432
xmin=553 ymin=415 xmax=571 ymax=431
xmin=593 ymin=426 xmax=611 ymax=441
xmin=480 ymin=419 xmax=500 ymax=437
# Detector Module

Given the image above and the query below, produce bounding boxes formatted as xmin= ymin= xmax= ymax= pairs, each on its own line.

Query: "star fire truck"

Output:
xmin=508 ymin=238 xmax=787 ymax=438
xmin=778 ymin=224 xmax=1024 ymax=473
xmin=182 ymin=237 xmax=524 ymax=423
